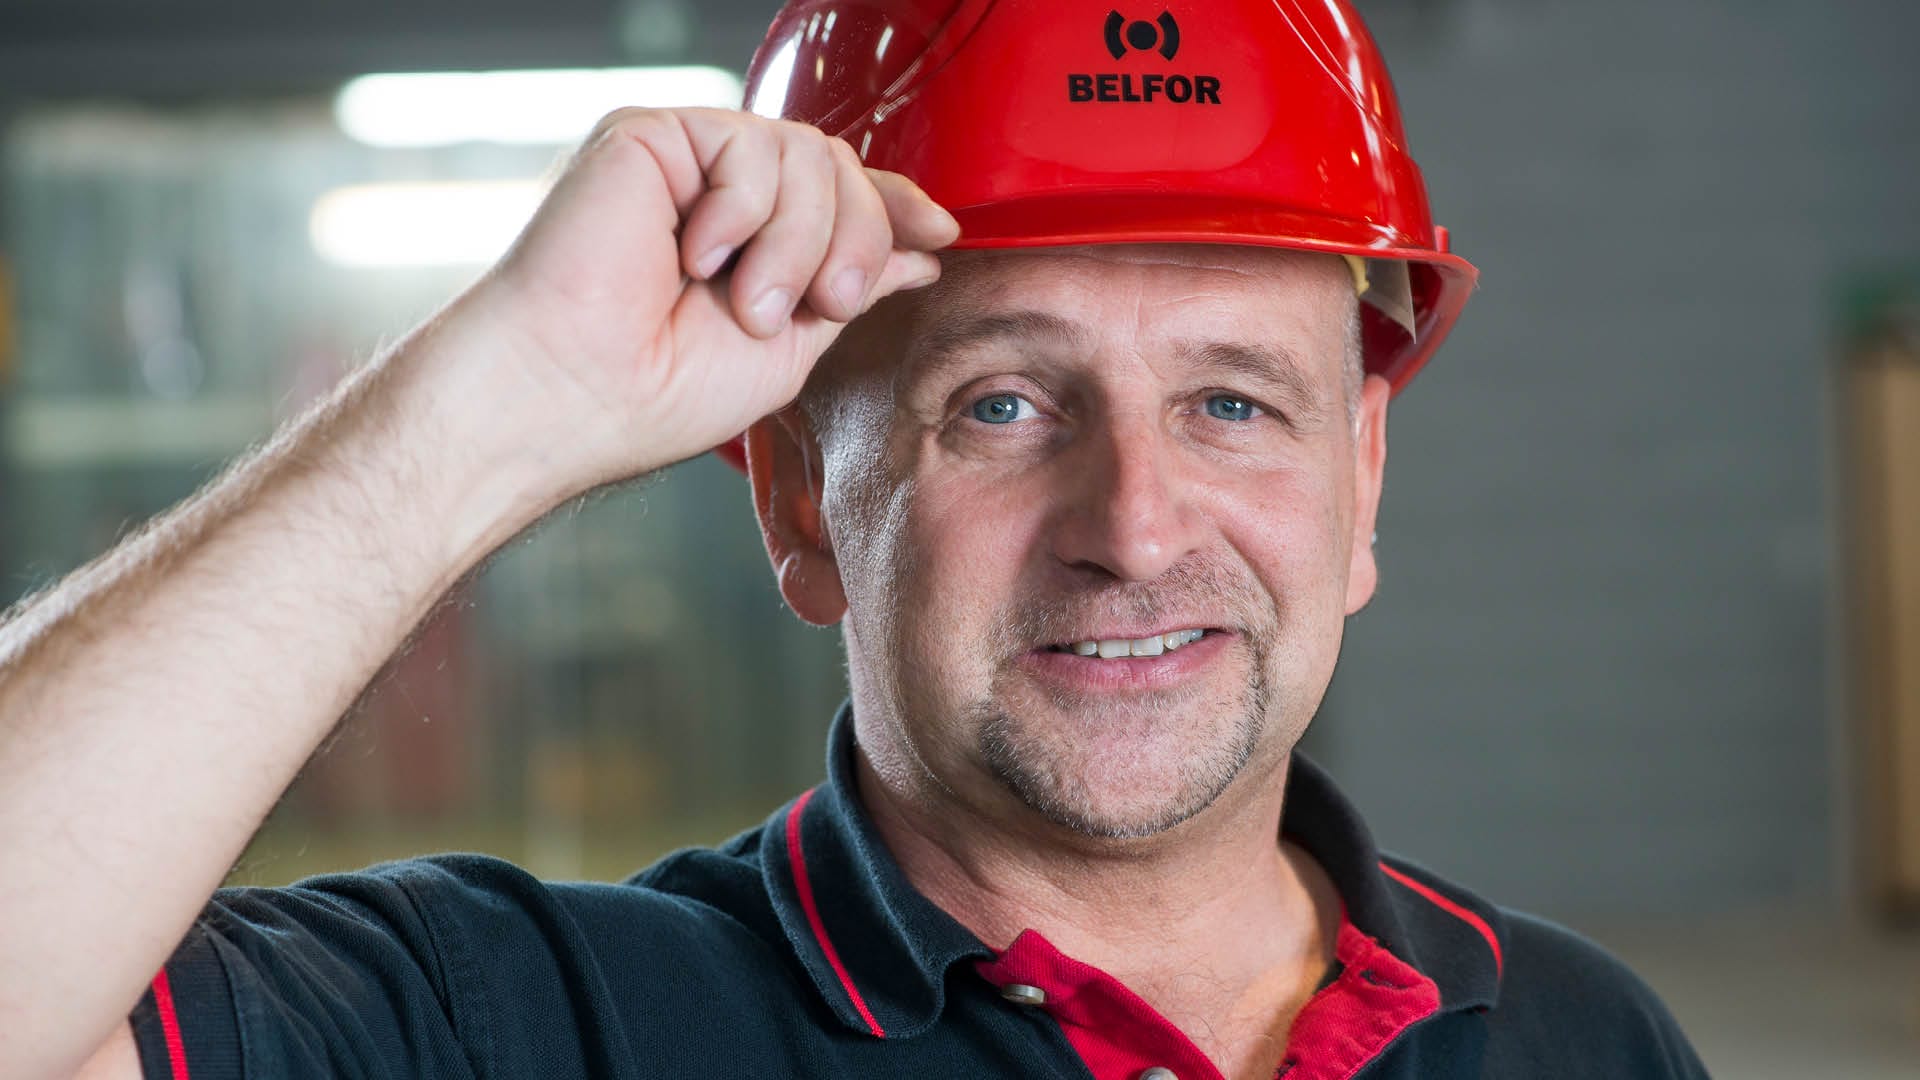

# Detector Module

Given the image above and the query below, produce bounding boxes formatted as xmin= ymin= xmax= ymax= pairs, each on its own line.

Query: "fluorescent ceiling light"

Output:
xmin=310 ymin=180 xmax=544 ymax=267
xmin=336 ymin=67 xmax=745 ymax=147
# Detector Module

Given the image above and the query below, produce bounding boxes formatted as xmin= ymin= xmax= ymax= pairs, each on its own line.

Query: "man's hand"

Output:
xmin=0 ymin=107 xmax=956 ymax=1080
xmin=428 ymin=107 xmax=957 ymax=500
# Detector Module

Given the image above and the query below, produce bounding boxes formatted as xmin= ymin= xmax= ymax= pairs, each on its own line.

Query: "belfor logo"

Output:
xmin=1104 ymin=10 xmax=1180 ymax=60
xmin=1070 ymin=7 xmax=1219 ymax=104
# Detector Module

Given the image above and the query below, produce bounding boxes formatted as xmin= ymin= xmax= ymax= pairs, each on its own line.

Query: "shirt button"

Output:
xmin=999 ymin=983 xmax=1048 ymax=1006
xmin=1139 ymin=1069 xmax=1179 ymax=1080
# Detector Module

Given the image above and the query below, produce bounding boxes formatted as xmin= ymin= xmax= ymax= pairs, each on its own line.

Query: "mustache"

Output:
xmin=995 ymin=559 xmax=1270 ymax=647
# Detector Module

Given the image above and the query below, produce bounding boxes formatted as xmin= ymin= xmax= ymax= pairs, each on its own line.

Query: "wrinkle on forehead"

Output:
xmin=904 ymin=244 xmax=1351 ymax=393
xmin=940 ymin=240 xmax=1336 ymax=277
xmin=802 ymin=242 xmax=1355 ymax=459
xmin=917 ymin=242 xmax=1347 ymax=315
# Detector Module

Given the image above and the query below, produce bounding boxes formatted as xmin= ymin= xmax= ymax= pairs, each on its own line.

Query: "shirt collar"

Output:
xmin=1279 ymin=753 xmax=1506 ymax=1012
xmin=763 ymin=703 xmax=1505 ymax=1039
xmin=761 ymin=704 xmax=991 ymax=1039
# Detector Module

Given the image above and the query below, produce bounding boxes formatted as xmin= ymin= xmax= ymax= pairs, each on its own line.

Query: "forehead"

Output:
xmin=807 ymin=243 xmax=1354 ymax=419
xmin=910 ymin=243 xmax=1350 ymax=343
xmin=917 ymin=239 xmax=1344 ymax=315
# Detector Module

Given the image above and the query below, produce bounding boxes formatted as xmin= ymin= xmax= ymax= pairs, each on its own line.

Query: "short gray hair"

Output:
xmin=1343 ymin=295 xmax=1366 ymax=427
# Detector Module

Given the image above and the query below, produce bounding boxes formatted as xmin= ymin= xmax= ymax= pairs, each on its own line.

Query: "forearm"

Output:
xmin=0 ymin=98 xmax=959 ymax=1076
xmin=0 ymin=309 xmax=558 ymax=1079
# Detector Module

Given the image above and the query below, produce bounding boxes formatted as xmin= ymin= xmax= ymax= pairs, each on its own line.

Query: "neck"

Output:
xmin=854 ymin=744 xmax=1339 ymax=1030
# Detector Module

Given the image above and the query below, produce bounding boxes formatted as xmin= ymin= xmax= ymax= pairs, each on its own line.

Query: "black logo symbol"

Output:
xmin=1104 ymin=10 xmax=1180 ymax=60
xmin=1071 ymin=7 xmax=1215 ymax=105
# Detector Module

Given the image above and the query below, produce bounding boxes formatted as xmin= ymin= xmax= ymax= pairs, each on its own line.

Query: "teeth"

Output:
xmin=1060 ymin=629 xmax=1206 ymax=659
xmin=1162 ymin=628 xmax=1203 ymax=649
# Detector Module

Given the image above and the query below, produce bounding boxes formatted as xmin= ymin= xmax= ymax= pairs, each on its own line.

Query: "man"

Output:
xmin=2 ymin=1 xmax=1708 ymax=1078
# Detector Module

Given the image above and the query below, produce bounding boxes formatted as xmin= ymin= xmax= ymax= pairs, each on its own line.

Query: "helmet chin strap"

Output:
xmin=1342 ymin=254 xmax=1368 ymax=295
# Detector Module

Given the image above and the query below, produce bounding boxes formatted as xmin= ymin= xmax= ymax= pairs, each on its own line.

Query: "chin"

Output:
xmin=970 ymin=686 xmax=1267 ymax=841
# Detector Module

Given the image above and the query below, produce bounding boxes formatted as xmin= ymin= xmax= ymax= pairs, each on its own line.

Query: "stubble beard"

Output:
xmin=966 ymin=565 xmax=1278 ymax=840
xmin=974 ymin=663 xmax=1269 ymax=840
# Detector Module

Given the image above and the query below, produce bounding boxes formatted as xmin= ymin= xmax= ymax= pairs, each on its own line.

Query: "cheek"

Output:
xmin=900 ymin=472 xmax=1037 ymax=628
xmin=1207 ymin=460 xmax=1353 ymax=610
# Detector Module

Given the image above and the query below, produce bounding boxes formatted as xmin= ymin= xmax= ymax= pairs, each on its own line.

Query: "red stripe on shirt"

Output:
xmin=150 ymin=968 xmax=191 ymax=1080
xmin=786 ymin=788 xmax=886 ymax=1037
xmin=1379 ymin=862 xmax=1504 ymax=977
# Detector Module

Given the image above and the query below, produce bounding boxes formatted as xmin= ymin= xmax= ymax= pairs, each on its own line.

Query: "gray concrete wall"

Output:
xmin=1313 ymin=0 xmax=1919 ymax=917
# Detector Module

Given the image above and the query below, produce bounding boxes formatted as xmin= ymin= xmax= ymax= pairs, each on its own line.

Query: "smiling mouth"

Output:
xmin=1044 ymin=628 xmax=1214 ymax=659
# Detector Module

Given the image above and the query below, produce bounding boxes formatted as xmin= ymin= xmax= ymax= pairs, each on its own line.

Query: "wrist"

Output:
xmin=368 ymin=305 xmax=584 ymax=577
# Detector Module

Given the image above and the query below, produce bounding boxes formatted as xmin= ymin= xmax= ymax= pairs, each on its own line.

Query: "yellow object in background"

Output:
xmin=1843 ymin=269 xmax=1920 ymax=918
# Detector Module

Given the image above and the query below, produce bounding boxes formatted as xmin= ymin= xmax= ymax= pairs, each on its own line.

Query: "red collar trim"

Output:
xmin=786 ymin=788 xmax=887 ymax=1037
xmin=1378 ymin=861 xmax=1504 ymax=978
xmin=1281 ymin=922 xmax=1441 ymax=1079
xmin=973 ymin=916 xmax=1439 ymax=1080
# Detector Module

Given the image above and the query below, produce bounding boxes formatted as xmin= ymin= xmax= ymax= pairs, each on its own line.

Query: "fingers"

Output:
xmin=582 ymin=107 xmax=707 ymax=216
xmin=789 ymin=247 xmax=943 ymax=363
xmin=801 ymin=137 xmax=894 ymax=324
xmin=468 ymin=106 xmax=963 ymax=481
xmin=726 ymin=129 xmax=838 ymax=336
xmin=866 ymin=168 xmax=961 ymax=252
xmin=656 ymin=110 xmax=958 ymax=339
xmin=674 ymin=113 xmax=781 ymax=282
xmin=873 ymin=247 xmax=944 ymax=294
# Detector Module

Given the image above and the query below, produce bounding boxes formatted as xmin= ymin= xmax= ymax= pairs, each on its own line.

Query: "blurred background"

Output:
xmin=1 ymin=0 xmax=1915 ymax=1074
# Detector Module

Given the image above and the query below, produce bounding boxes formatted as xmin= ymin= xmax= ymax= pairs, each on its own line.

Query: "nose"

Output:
xmin=1047 ymin=413 xmax=1206 ymax=582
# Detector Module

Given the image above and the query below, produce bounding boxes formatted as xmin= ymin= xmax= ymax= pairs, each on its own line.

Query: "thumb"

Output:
xmin=791 ymin=248 xmax=943 ymax=358
xmin=867 ymin=248 xmax=944 ymax=306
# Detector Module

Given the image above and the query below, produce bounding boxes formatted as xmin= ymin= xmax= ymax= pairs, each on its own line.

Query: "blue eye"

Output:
xmin=1205 ymin=395 xmax=1262 ymax=421
xmin=971 ymin=393 xmax=1037 ymax=424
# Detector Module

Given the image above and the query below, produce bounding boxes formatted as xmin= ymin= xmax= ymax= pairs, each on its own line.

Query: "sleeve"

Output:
xmin=126 ymin=857 xmax=514 ymax=1079
xmin=1488 ymin=911 xmax=1712 ymax=1079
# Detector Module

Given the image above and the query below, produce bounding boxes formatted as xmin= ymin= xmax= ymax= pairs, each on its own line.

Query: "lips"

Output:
xmin=1020 ymin=625 xmax=1234 ymax=693
xmin=1047 ymin=628 xmax=1211 ymax=658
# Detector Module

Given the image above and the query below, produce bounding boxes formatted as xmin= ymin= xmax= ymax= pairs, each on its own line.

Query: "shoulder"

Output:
xmin=624 ymin=822 xmax=769 ymax=901
xmin=366 ymin=828 xmax=784 ymax=955
xmin=1372 ymin=853 xmax=1707 ymax=1078
xmin=198 ymin=829 xmax=787 ymax=986
xmin=1487 ymin=909 xmax=1710 ymax=1077
xmin=144 ymin=836 xmax=812 ymax=1077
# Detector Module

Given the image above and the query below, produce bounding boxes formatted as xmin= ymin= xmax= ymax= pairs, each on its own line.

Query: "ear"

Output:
xmin=746 ymin=409 xmax=848 ymax=626
xmin=1343 ymin=374 xmax=1391 ymax=615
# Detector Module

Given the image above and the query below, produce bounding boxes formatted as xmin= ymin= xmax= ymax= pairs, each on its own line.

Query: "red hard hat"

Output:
xmin=716 ymin=0 xmax=1475 ymax=469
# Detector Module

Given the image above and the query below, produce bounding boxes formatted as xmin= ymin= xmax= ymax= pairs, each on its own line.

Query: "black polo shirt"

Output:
xmin=132 ymin=706 xmax=1708 ymax=1079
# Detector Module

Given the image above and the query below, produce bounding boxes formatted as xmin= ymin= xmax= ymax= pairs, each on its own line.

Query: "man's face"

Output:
xmin=771 ymin=243 xmax=1387 ymax=842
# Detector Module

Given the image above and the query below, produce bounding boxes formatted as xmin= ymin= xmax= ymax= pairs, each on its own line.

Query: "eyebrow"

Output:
xmin=1173 ymin=339 xmax=1328 ymax=423
xmin=903 ymin=308 xmax=1329 ymax=422
xmin=906 ymin=309 xmax=1089 ymax=377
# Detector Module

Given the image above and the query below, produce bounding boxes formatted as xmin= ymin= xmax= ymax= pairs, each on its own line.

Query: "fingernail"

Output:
xmin=751 ymin=287 xmax=794 ymax=329
xmin=695 ymin=245 xmax=733 ymax=279
xmin=832 ymin=267 xmax=867 ymax=313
